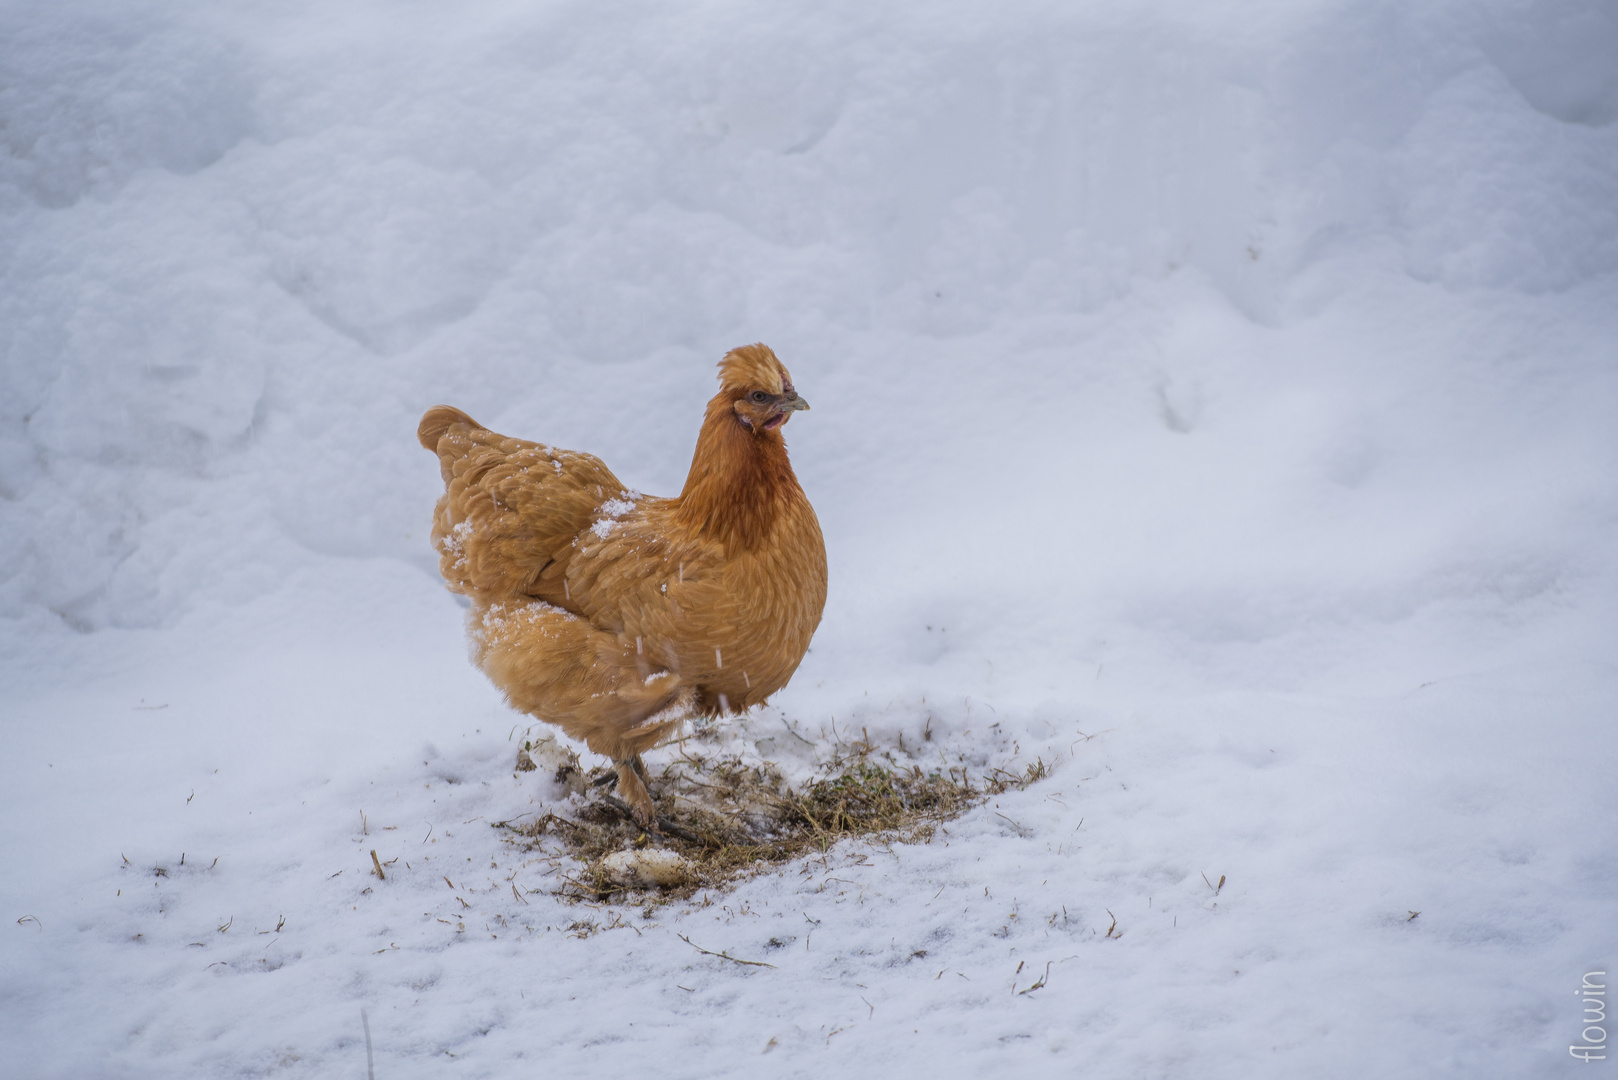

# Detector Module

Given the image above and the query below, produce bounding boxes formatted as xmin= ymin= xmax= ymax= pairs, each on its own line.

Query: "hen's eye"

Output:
xmin=750 ymin=391 xmax=769 ymax=403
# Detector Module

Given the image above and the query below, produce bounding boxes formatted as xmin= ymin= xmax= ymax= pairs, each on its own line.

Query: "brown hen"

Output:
xmin=417 ymin=344 xmax=827 ymax=825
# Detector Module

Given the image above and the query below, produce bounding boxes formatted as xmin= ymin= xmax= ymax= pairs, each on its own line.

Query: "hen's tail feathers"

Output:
xmin=418 ymin=405 xmax=480 ymax=451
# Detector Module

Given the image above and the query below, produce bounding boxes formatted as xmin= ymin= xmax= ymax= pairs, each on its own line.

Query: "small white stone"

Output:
xmin=600 ymin=849 xmax=693 ymax=888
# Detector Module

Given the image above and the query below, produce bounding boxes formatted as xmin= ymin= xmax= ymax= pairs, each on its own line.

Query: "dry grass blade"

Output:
xmin=677 ymin=933 xmax=776 ymax=968
xmin=1018 ymin=961 xmax=1053 ymax=995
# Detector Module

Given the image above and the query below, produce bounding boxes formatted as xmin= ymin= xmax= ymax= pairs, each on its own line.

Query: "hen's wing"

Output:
xmin=418 ymin=406 xmax=626 ymax=605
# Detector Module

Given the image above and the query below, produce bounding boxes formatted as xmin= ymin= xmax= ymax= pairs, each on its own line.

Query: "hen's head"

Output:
xmin=718 ymin=343 xmax=810 ymax=434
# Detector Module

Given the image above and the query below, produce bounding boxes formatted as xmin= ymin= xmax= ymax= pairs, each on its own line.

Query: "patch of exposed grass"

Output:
xmin=494 ymin=732 xmax=1049 ymax=903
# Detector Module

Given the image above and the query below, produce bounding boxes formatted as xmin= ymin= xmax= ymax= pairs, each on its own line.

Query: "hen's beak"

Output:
xmin=762 ymin=393 xmax=809 ymax=431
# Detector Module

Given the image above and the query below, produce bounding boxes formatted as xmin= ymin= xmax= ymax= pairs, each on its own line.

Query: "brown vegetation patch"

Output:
xmin=493 ymin=731 xmax=1048 ymax=904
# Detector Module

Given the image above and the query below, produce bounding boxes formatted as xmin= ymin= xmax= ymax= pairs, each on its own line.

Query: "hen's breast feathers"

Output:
xmin=566 ymin=493 xmax=825 ymax=710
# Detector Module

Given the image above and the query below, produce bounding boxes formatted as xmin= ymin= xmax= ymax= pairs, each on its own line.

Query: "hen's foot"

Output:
xmin=614 ymin=757 xmax=656 ymax=827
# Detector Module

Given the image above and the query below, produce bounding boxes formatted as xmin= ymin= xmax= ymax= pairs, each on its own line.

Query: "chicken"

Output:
xmin=417 ymin=344 xmax=827 ymax=826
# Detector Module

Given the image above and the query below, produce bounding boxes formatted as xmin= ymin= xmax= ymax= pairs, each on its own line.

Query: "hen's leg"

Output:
xmin=590 ymin=754 xmax=647 ymax=792
xmin=614 ymin=758 xmax=655 ymax=826
xmin=469 ymin=600 xmax=691 ymax=829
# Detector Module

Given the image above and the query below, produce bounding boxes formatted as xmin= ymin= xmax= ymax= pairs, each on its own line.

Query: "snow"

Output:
xmin=590 ymin=495 xmax=638 ymax=538
xmin=1 ymin=0 xmax=1616 ymax=1076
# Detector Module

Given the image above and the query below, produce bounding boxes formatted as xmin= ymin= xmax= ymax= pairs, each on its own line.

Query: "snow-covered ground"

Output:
xmin=3 ymin=0 xmax=1616 ymax=1076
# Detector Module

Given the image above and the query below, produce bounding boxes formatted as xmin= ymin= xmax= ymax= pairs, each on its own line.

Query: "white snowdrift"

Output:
xmin=1 ymin=0 xmax=1615 ymax=1077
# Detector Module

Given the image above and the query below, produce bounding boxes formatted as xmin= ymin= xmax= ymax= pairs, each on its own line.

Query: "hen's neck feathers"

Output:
xmin=674 ymin=393 xmax=804 ymax=551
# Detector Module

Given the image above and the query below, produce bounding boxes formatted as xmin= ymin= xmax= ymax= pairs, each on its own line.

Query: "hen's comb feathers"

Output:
xmin=717 ymin=344 xmax=791 ymax=396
